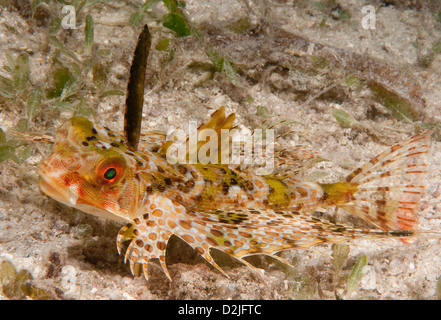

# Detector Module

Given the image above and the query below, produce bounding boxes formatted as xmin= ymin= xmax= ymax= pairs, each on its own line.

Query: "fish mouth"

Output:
xmin=39 ymin=170 xmax=129 ymax=223
xmin=39 ymin=171 xmax=78 ymax=207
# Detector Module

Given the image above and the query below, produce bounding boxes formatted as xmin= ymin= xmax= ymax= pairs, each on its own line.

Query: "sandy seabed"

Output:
xmin=1 ymin=0 xmax=441 ymax=299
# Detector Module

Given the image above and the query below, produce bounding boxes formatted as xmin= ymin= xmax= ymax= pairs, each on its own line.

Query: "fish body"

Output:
xmin=38 ymin=108 xmax=430 ymax=280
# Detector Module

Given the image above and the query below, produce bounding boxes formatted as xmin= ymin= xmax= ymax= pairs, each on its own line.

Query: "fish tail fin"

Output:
xmin=320 ymin=132 xmax=431 ymax=233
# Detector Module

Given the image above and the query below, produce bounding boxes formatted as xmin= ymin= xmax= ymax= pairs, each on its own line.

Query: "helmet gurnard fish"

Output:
xmin=31 ymin=26 xmax=432 ymax=281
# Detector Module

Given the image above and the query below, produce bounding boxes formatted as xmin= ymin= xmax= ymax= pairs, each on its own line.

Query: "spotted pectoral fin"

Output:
xmin=117 ymin=213 xmax=235 ymax=280
xmin=117 ymin=199 xmax=411 ymax=281
xmin=187 ymin=206 xmax=416 ymax=257
xmin=116 ymin=223 xmax=136 ymax=253
xmin=116 ymin=193 xmax=281 ymax=280
xmin=186 ymin=208 xmax=334 ymax=255
xmin=115 ymin=194 xmax=250 ymax=280
xmin=117 ymin=214 xmax=173 ymax=281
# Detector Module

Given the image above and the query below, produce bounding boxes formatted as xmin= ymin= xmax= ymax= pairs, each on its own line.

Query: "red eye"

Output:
xmin=94 ymin=158 xmax=125 ymax=185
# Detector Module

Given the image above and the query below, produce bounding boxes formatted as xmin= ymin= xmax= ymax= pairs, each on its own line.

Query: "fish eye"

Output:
xmin=104 ymin=168 xmax=117 ymax=180
xmin=93 ymin=156 xmax=126 ymax=185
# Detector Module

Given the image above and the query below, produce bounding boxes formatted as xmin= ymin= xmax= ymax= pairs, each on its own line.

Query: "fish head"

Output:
xmin=39 ymin=116 xmax=149 ymax=222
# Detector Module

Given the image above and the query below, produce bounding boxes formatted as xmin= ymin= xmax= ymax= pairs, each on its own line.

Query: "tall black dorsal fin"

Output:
xmin=124 ymin=25 xmax=151 ymax=150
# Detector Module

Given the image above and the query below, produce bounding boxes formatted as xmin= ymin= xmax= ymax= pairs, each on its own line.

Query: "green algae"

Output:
xmin=1 ymin=260 xmax=54 ymax=300
xmin=369 ymin=82 xmax=418 ymax=123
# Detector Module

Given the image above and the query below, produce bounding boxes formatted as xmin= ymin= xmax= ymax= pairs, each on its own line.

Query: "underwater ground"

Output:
xmin=1 ymin=0 xmax=441 ymax=299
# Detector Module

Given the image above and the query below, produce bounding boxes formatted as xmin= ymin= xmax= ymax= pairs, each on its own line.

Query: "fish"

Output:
xmin=26 ymin=26 xmax=433 ymax=281
xmin=36 ymin=109 xmax=431 ymax=280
